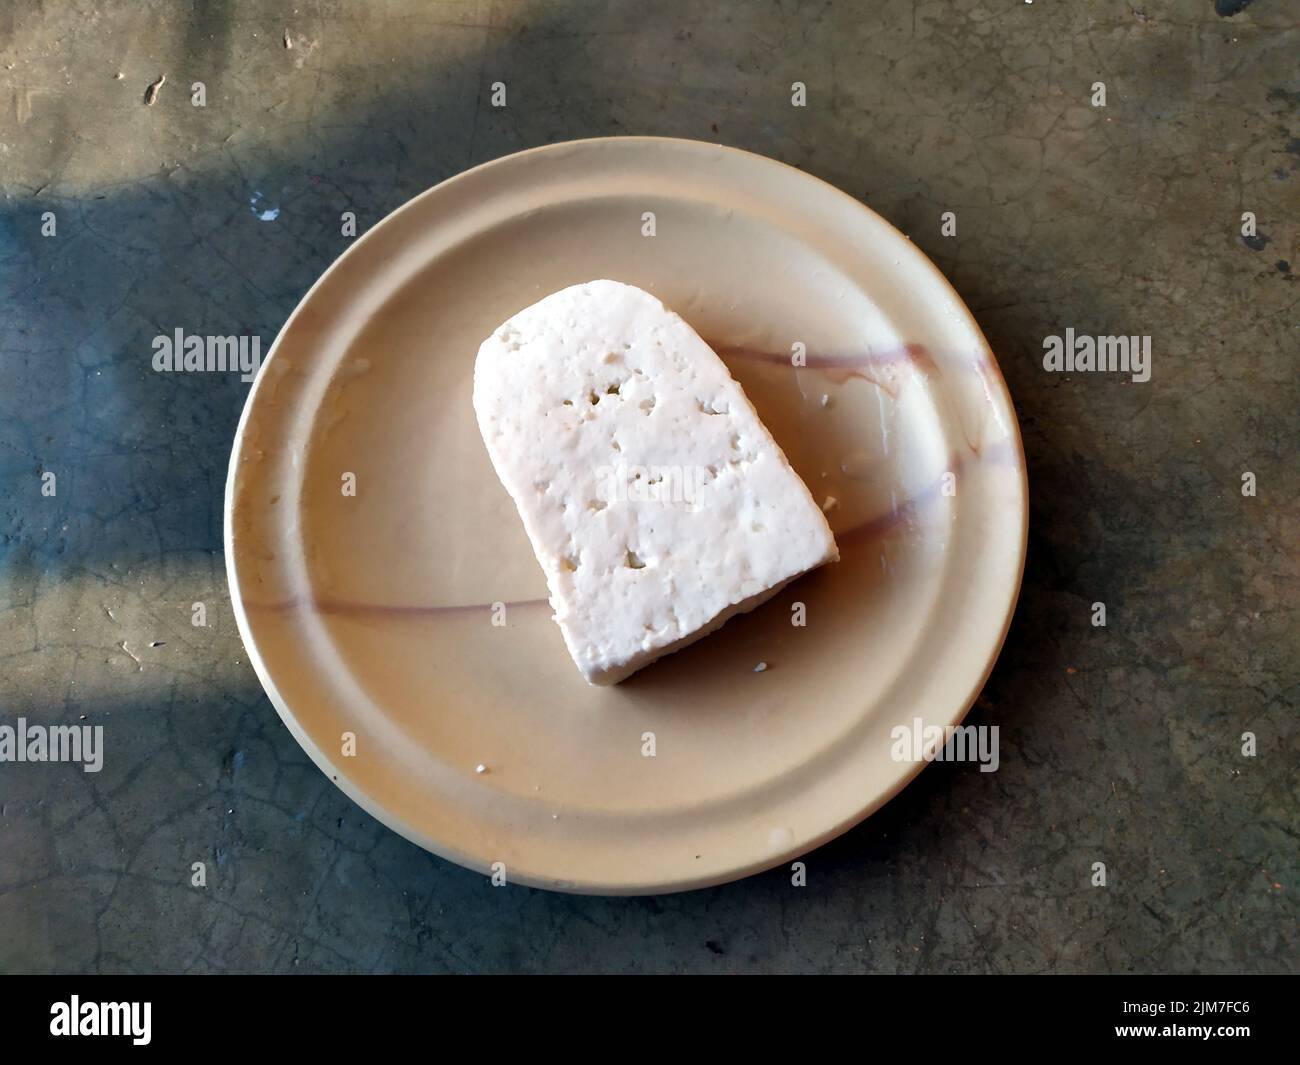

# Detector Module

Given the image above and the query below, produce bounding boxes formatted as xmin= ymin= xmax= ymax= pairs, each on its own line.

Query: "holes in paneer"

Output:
xmin=625 ymin=549 xmax=646 ymax=570
xmin=560 ymin=553 xmax=580 ymax=572
xmin=562 ymin=399 xmax=573 ymax=407
xmin=698 ymin=399 xmax=727 ymax=416
xmin=587 ymin=499 xmax=607 ymax=512
xmin=639 ymin=397 xmax=656 ymax=413
xmin=603 ymin=352 xmax=621 ymax=364
xmin=611 ymin=439 xmax=621 ymax=452
xmin=605 ymin=380 xmax=624 ymax=396
xmin=751 ymin=522 xmax=765 ymax=533
xmin=730 ymin=433 xmax=741 ymax=450
xmin=588 ymin=391 xmax=600 ymax=405
xmin=534 ymin=480 xmax=550 ymax=493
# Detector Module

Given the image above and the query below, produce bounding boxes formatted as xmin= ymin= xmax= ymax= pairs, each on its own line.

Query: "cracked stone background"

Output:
xmin=1 ymin=0 xmax=1296 ymax=974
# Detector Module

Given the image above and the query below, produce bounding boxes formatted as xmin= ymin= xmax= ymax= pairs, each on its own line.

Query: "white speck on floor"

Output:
xmin=249 ymin=191 xmax=280 ymax=221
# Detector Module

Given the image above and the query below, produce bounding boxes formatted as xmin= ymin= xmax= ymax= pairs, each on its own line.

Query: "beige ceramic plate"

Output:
xmin=225 ymin=137 xmax=1027 ymax=895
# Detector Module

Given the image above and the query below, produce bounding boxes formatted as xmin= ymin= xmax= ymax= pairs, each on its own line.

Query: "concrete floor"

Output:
xmin=1 ymin=1 xmax=1295 ymax=973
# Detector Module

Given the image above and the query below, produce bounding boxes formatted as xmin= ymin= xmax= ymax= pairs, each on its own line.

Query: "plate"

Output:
xmin=225 ymin=137 xmax=1027 ymax=894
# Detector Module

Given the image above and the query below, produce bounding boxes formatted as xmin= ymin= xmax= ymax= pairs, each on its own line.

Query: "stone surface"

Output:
xmin=0 ymin=0 xmax=1295 ymax=973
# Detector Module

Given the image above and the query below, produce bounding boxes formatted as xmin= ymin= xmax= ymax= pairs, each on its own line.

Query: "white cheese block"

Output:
xmin=473 ymin=279 xmax=838 ymax=685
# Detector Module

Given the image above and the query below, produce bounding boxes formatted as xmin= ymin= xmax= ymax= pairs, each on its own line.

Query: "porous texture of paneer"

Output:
xmin=473 ymin=280 xmax=838 ymax=685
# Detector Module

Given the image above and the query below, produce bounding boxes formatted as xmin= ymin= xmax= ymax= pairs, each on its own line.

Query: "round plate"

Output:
xmin=225 ymin=137 xmax=1027 ymax=895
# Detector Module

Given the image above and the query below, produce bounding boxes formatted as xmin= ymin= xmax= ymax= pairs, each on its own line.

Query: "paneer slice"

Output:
xmin=473 ymin=279 xmax=838 ymax=685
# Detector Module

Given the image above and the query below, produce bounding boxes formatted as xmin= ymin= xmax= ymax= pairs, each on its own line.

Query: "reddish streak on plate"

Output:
xmin=712 ymin=341 xmax=938 ymax=400
xmin=246 ymin=472 xmax=943 ymax=620
xmin=244 ymin=344 xmax=1017 ymax=620
xmin=246 ymin=595 xmax=550 ymax=618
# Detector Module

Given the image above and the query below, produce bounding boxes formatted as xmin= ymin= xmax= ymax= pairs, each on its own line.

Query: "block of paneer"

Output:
xmin=472 ymin=280 xmax=838 ymax=685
